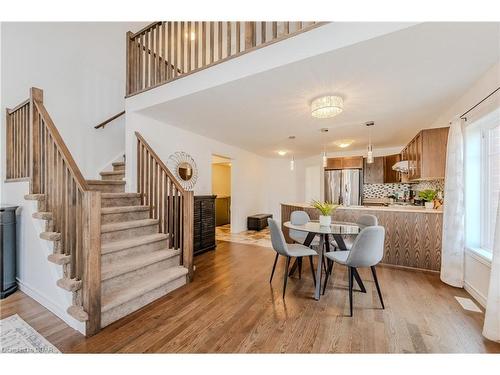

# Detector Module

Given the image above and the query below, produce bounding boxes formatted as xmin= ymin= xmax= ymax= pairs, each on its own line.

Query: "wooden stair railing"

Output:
xmin=135 ymin=131 xmax=194 ymax=280
xmin=5 ymin=99 xmax=30 ymax=181
xmin=126 ymin=21 xmax=324 ymax=96
xmin=5 ymin=87 xmax=102 ymax=336
xmin=94 ymin=110 xmax=125 ymax=129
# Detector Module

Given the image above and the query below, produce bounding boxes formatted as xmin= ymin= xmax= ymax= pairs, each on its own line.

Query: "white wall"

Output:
xmin=126 ymin=111 xmax=270 ymax=233
xmin=0 ymin=22 xmax=144 ymax=333
xmin=1 ymin=22 xmax=145 ymax=180
xmin=436 ymin=61 xmax=500 ymax=306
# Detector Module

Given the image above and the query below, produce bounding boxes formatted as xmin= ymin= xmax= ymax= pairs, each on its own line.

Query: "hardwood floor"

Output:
xmin=2 ymin=240 xmax=499 ymax=353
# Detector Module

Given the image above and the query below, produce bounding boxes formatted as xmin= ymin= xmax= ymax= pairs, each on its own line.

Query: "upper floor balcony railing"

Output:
xmin=126 ymin=21 xmax=322 ymax=97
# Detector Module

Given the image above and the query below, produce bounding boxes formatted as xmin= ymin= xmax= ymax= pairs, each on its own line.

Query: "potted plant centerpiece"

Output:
xmin=418 ymin=189 xmax=437 ymax=209
xmin=311 ymin=200 xmax=339 ymax=226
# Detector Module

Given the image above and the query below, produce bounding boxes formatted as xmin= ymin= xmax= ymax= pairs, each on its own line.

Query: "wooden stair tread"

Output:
xmin=101 ymin=233 xmax=168 ymax=254
xmin=87 ymin=180 xmax=125 ymax=185
xmin=32 ymin=211 xmax=52 ymax=220
xmin=48 ymin=253 xmax=71 ymax=265
xmin=24 ymin=194 xmax=45 ymax=201
xmin=40 ymin=231 xmax=61 ymax=241
xmin=112 ymin=161 xmax=125 ymax=167
xmin=101 ymin=249 xmax=180 ymax=281
xmin=67 ymin=305 xmax=88 ymax=322
xmin=101 ymin=266 xmax=187 ymax=313
xmin=101 ymin=219 xmax=158 ymax=233
xmin=57 ymin=278 xmax=82 ymax=292
xmin=101 ymin=205 xmax=149 ymax=214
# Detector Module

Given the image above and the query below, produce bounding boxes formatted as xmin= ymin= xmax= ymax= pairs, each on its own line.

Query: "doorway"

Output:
xmin=212 ymin=155 xmax=232 ymax=237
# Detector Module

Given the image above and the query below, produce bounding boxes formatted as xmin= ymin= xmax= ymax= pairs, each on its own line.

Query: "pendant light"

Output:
xmin=320 ymin=128 xmax=328 ymax=167
xmin=288 ymin=135 xmax=296 ymax=171
xmin=366 ymin=122 xmax=375 ymax=164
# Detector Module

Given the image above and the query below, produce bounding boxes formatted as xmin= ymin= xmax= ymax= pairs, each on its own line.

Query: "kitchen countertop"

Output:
xmin=281 ymin=202 xmax=443 ymax=214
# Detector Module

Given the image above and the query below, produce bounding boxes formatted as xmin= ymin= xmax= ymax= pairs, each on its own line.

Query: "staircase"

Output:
xmin=7 ymin=88 xmax=193 ymax=336
xmin=96 ymin=161 xmax=188 ymax=327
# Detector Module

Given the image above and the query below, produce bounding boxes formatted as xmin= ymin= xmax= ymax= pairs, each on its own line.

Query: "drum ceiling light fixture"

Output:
xmin=311 ymin=95 xmax=344 ymax=119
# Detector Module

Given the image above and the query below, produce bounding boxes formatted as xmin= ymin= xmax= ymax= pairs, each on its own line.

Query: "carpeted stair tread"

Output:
xmin=100 ymin=170 xmax=125 ymax=176
xmin=101 ymin=205 xmax=149 ymax=214
xmin=101 ymin=219 xmax=158 ymax=233
xmin=87 ymin=180 xmax=126 ymax=185
xmin=102 ymin=249 xmax=180 ymax=281
xmin=112 ymin=161 xmax=125 ymax=167
xmin=101 ymin=233 xmax=168 ymax=254
xmin=101 ymin=192 xmax=141 ymax=199
xmin=101 ymin=266 xmax=188 ymax=313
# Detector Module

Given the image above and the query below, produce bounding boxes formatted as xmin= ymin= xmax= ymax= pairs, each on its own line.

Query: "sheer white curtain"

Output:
xmin=441 ymin=118 xmax=465 ymax=287
xmin=483 ymin=193 xmax=500 ymax=342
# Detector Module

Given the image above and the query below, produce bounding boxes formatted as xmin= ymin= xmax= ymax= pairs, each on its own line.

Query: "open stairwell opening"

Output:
xmin=5 ymin=87 xmax=194 ymax=336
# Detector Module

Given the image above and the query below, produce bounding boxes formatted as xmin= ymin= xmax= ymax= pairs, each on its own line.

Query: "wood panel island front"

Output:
xmin=281 ymin=203 xmax=443 ymax=272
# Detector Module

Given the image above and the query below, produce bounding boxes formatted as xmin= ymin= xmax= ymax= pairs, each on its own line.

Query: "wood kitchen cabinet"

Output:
xmin=325 ymin=156 xmax=363 ymax=170
xmin=383 ymin=154 xmax=402 ymax=183
xmin=363 ymin=156 xmax=384 ymax=183
xmin=401 ymin=127 xmax=449 ymax=181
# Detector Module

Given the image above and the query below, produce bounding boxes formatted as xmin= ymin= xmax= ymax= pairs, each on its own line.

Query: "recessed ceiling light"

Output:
xmin=277 ymin=150 xmax=287 ymax=156
xmin=311 ymin=96 xmax=344 ymax=119
xmin=333 ymin=139 xmax=355 ymax=148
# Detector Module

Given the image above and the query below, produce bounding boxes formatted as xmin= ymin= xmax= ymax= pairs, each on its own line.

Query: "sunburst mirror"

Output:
xmin=168 ymin=151 xmax=198 ymax=190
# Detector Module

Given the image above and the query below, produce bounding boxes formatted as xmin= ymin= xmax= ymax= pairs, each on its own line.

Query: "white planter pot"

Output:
xmin=319 ymin=215 xmax=332 ymax=226
xmin=425 ymin=202 xmax=434 ymax=209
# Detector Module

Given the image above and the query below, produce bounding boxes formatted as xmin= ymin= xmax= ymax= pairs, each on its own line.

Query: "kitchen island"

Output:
xmin=281 ymin=203 xmax=443 ymax=272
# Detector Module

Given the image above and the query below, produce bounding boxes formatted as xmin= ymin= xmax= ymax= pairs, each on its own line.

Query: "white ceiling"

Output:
xmin=142 ymin=22 xmax=500 ymax=158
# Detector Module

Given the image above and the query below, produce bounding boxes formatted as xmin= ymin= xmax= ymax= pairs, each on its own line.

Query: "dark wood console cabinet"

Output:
xmin=193 ymin=195 xmax=216 ymax=255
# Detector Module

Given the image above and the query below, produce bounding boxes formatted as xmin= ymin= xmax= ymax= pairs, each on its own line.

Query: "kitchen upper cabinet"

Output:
xmin=383 ymin=154 xmax=401 ymax=183
xmin=363 ymin=156 xmax=384 ymax=183
xmin=325 ymin=156 xmax=363 ymax=170
xmin=402 ymin=127 xmax=449 ymax=181
xmin=326 ymin=157 xmax=343 ymax=170
xmin=342 ymin=156 xmax=364 ymax=169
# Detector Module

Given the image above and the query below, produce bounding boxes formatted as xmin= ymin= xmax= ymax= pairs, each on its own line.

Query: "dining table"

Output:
xmin=283 ymin=220 xmax=365 ymax=300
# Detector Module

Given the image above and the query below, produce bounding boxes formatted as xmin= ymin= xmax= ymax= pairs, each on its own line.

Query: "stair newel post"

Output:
xmin=126 ymin=31 xmax=133 ymax=96
xmin=29 ymin=87 xmax=43 ymax=194
xmin=82 ymin=190 xmax=102 ymax=336
xmin=182 ymin=190 xmax=194 ymax=281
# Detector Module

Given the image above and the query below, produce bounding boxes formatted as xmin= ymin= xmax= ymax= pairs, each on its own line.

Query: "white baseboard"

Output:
xmin=17 ymin=279 xmax=86 ymax=334
xmin=464 ymin=280 xmax=487 ymax=308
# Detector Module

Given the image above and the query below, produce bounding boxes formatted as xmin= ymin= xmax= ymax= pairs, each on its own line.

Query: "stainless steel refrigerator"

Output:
xmin=324 ymin=169 xmax=362 ymax=206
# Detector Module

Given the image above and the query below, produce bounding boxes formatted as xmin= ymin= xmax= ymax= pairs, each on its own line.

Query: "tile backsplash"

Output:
xmin=363 ymin=180 xmax=445 ymax=199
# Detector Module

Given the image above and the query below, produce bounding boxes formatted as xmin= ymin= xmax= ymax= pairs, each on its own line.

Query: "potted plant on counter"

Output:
xmin=418 ymin=189 xmax=437 ymax=209
xmin=311 ymin=200 xmax=339 ymax=226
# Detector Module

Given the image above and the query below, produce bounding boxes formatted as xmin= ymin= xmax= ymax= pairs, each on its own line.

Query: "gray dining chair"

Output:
xmin=289 ymin=211 xmax=320 ymax=278
xmin=331 ymin=214 xmax=378 ymax=251
xmin=322 ymin=225 xmax=385 ymax=316
xmin=268 ymin=218 xmax=318 ymax=298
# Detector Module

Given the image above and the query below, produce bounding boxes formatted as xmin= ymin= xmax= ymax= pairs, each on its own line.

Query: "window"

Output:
xmin=481 ymin=121 xmax=500 ymax=251
xmin=465 ymin=107 xmax=499 ymax=255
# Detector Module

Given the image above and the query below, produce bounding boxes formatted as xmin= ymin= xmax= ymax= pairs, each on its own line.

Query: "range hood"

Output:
xmin=392 ymin=160 xmax=409 ymax=173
